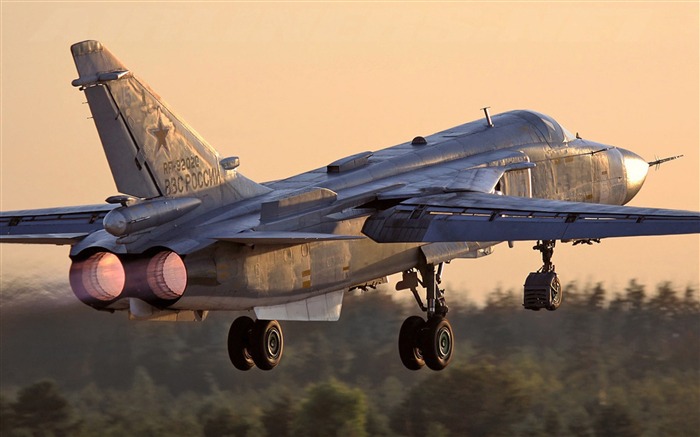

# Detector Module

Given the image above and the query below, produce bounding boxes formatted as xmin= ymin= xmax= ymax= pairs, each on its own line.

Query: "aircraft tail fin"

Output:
xmin=70 ymin=40 xmax=269 ymax=201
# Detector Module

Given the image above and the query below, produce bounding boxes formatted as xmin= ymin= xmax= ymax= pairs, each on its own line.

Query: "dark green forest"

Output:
xmin=1 ymin=280 xmax=698 ymax=437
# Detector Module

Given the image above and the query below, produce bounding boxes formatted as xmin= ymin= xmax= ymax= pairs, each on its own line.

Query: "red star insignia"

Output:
xmin=149 ymin=117 xmax=170 ymax=154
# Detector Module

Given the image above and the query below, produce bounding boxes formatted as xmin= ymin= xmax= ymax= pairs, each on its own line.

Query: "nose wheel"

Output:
xmin=397 ymin=263 xmax=454 ymax=371
xmin=523 ymin=240 xmax=563 ymax=311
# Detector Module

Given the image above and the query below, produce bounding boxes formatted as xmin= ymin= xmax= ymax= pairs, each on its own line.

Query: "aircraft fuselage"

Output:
xmin=79 ymin=110 xmax=647 ymax=312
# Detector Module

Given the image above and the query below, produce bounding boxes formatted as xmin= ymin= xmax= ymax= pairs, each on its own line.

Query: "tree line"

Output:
xmin=1 ymin=280 xmax=698 ymax=436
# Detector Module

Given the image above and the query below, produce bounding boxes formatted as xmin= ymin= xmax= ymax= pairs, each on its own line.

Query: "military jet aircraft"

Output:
xmin=2 ymin=41 xmax=698 ymax=372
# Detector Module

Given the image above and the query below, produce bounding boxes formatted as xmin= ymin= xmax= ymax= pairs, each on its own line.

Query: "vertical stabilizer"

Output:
xmin=70 ymin=40 xmax=270 ymax=203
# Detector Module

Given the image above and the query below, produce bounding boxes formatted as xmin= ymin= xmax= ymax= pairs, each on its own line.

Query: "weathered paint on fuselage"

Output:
xmin=147 ymin=110 xmax=646 ymax=311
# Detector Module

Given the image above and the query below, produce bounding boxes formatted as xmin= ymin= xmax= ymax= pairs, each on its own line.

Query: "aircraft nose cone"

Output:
xmin=619 ymin=148 xmax=648 ymax=204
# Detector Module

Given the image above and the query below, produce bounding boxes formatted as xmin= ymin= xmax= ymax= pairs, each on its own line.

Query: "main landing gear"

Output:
xmin=397 ymin=263 xmax=454 ymax=371
xmin=228 ymin=316 xmax=284 ymax=371
xmin=523 ymin=240 xmax=562 ymax=311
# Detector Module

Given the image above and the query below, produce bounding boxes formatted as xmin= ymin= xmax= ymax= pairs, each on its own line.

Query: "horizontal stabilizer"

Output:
xmin=215 ymin=231 xmax=364 ymax=245
xmin=362 ymin=192 xmax=700 ymax=243
xmin=0 ymin=205 xmax=114 ymax=245
xmin=0 ymin=233 xmax=91 ymax=245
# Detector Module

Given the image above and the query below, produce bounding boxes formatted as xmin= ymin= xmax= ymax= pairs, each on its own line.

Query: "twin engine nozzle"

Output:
xmin=69 ymin=250 xmax=187 ymax=309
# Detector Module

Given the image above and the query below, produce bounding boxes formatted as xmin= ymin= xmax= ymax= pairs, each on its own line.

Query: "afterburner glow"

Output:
xmin=70 ymin=252 xmax=125 ymax=302
xmin=146 ymin=251 xmax=187 ymax=300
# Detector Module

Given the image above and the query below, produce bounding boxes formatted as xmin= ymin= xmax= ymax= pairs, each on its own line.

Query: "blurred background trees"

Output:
xmin=1 ymin=280 xmax=698 ymax=436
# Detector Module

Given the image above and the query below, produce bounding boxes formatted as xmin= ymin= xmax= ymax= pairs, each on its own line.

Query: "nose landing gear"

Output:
xmin=524 ymin=240 xmax=562 ymax=311
xmin=397 ymin=263 xmax=454 ymax=371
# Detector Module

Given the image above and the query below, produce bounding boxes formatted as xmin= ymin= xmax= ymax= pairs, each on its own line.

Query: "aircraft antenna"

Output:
xmin=481 ymin=107 xmax=494 ymax=128
xmin=648 ymin=154 xmax=683 ymax=171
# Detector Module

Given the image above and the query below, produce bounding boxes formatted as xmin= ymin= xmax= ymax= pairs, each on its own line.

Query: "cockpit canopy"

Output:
xmin=513 ymin=110 xmax=577 ymax=145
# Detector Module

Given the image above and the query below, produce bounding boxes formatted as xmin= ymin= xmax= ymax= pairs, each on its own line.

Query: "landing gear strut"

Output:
xmin=228 ymin=317 xmax=284 ymax=371
xmin=523 ymin=240 xmax=562 ymax=311
xmin=397 ymin=263 xmax=454 ymax=371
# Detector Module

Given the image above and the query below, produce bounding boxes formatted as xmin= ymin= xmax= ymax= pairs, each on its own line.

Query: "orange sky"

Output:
xmin=1 ymin=2 xmax=698 ymax=305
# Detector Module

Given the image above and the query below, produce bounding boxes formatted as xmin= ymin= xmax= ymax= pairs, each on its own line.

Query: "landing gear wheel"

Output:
xmin=228 ymin=316 xmax=254 ymax=371
xmin=546 ymin=275 xmax=562 ymax=311
xmin=250 ymin=320 xmax=284 ymax=371
xmin=398 ymin=316 xmax=426 ymax=370
xmin=421 ymin=317 xmax=453 ymax=371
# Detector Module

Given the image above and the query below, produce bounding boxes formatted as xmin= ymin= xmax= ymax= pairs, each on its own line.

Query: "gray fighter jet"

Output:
xmin=2 ymin=41 xmax=698 ymax=371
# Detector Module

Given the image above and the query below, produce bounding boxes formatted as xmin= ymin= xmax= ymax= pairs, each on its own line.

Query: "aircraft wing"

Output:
xmin=362 ymin=192 xmax=700 ymax=243
xmin=0 ymin=204 xmax=115 ymax=245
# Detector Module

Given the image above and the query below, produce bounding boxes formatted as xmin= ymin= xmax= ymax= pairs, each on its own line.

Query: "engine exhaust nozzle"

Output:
xmin=70 ymin=252 xmax=125 ymax=306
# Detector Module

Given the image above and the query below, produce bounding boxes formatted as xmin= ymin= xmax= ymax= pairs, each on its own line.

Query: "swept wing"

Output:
xmin=0 ymin=205 xmax=115 ymax=245
xmin=362 ymin=192 xmax=700 ymax=243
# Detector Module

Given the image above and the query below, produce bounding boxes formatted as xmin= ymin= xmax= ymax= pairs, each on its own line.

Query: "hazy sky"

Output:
xmin=1 ymin=2 xmax=698 ymax=305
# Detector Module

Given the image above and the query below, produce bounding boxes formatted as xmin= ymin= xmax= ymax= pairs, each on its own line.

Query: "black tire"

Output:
xmin=398 ymin=316 xmax=426 ymax=370
xmin=421 ymin=317 xmax=453 ymax=371
xmin=250 ymin=320 xmax=284 ymax=371
xmin=547 ymin=275 xmax=562 ymax=311
xmin=228 ymin=316 xmax=255 ymax=371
